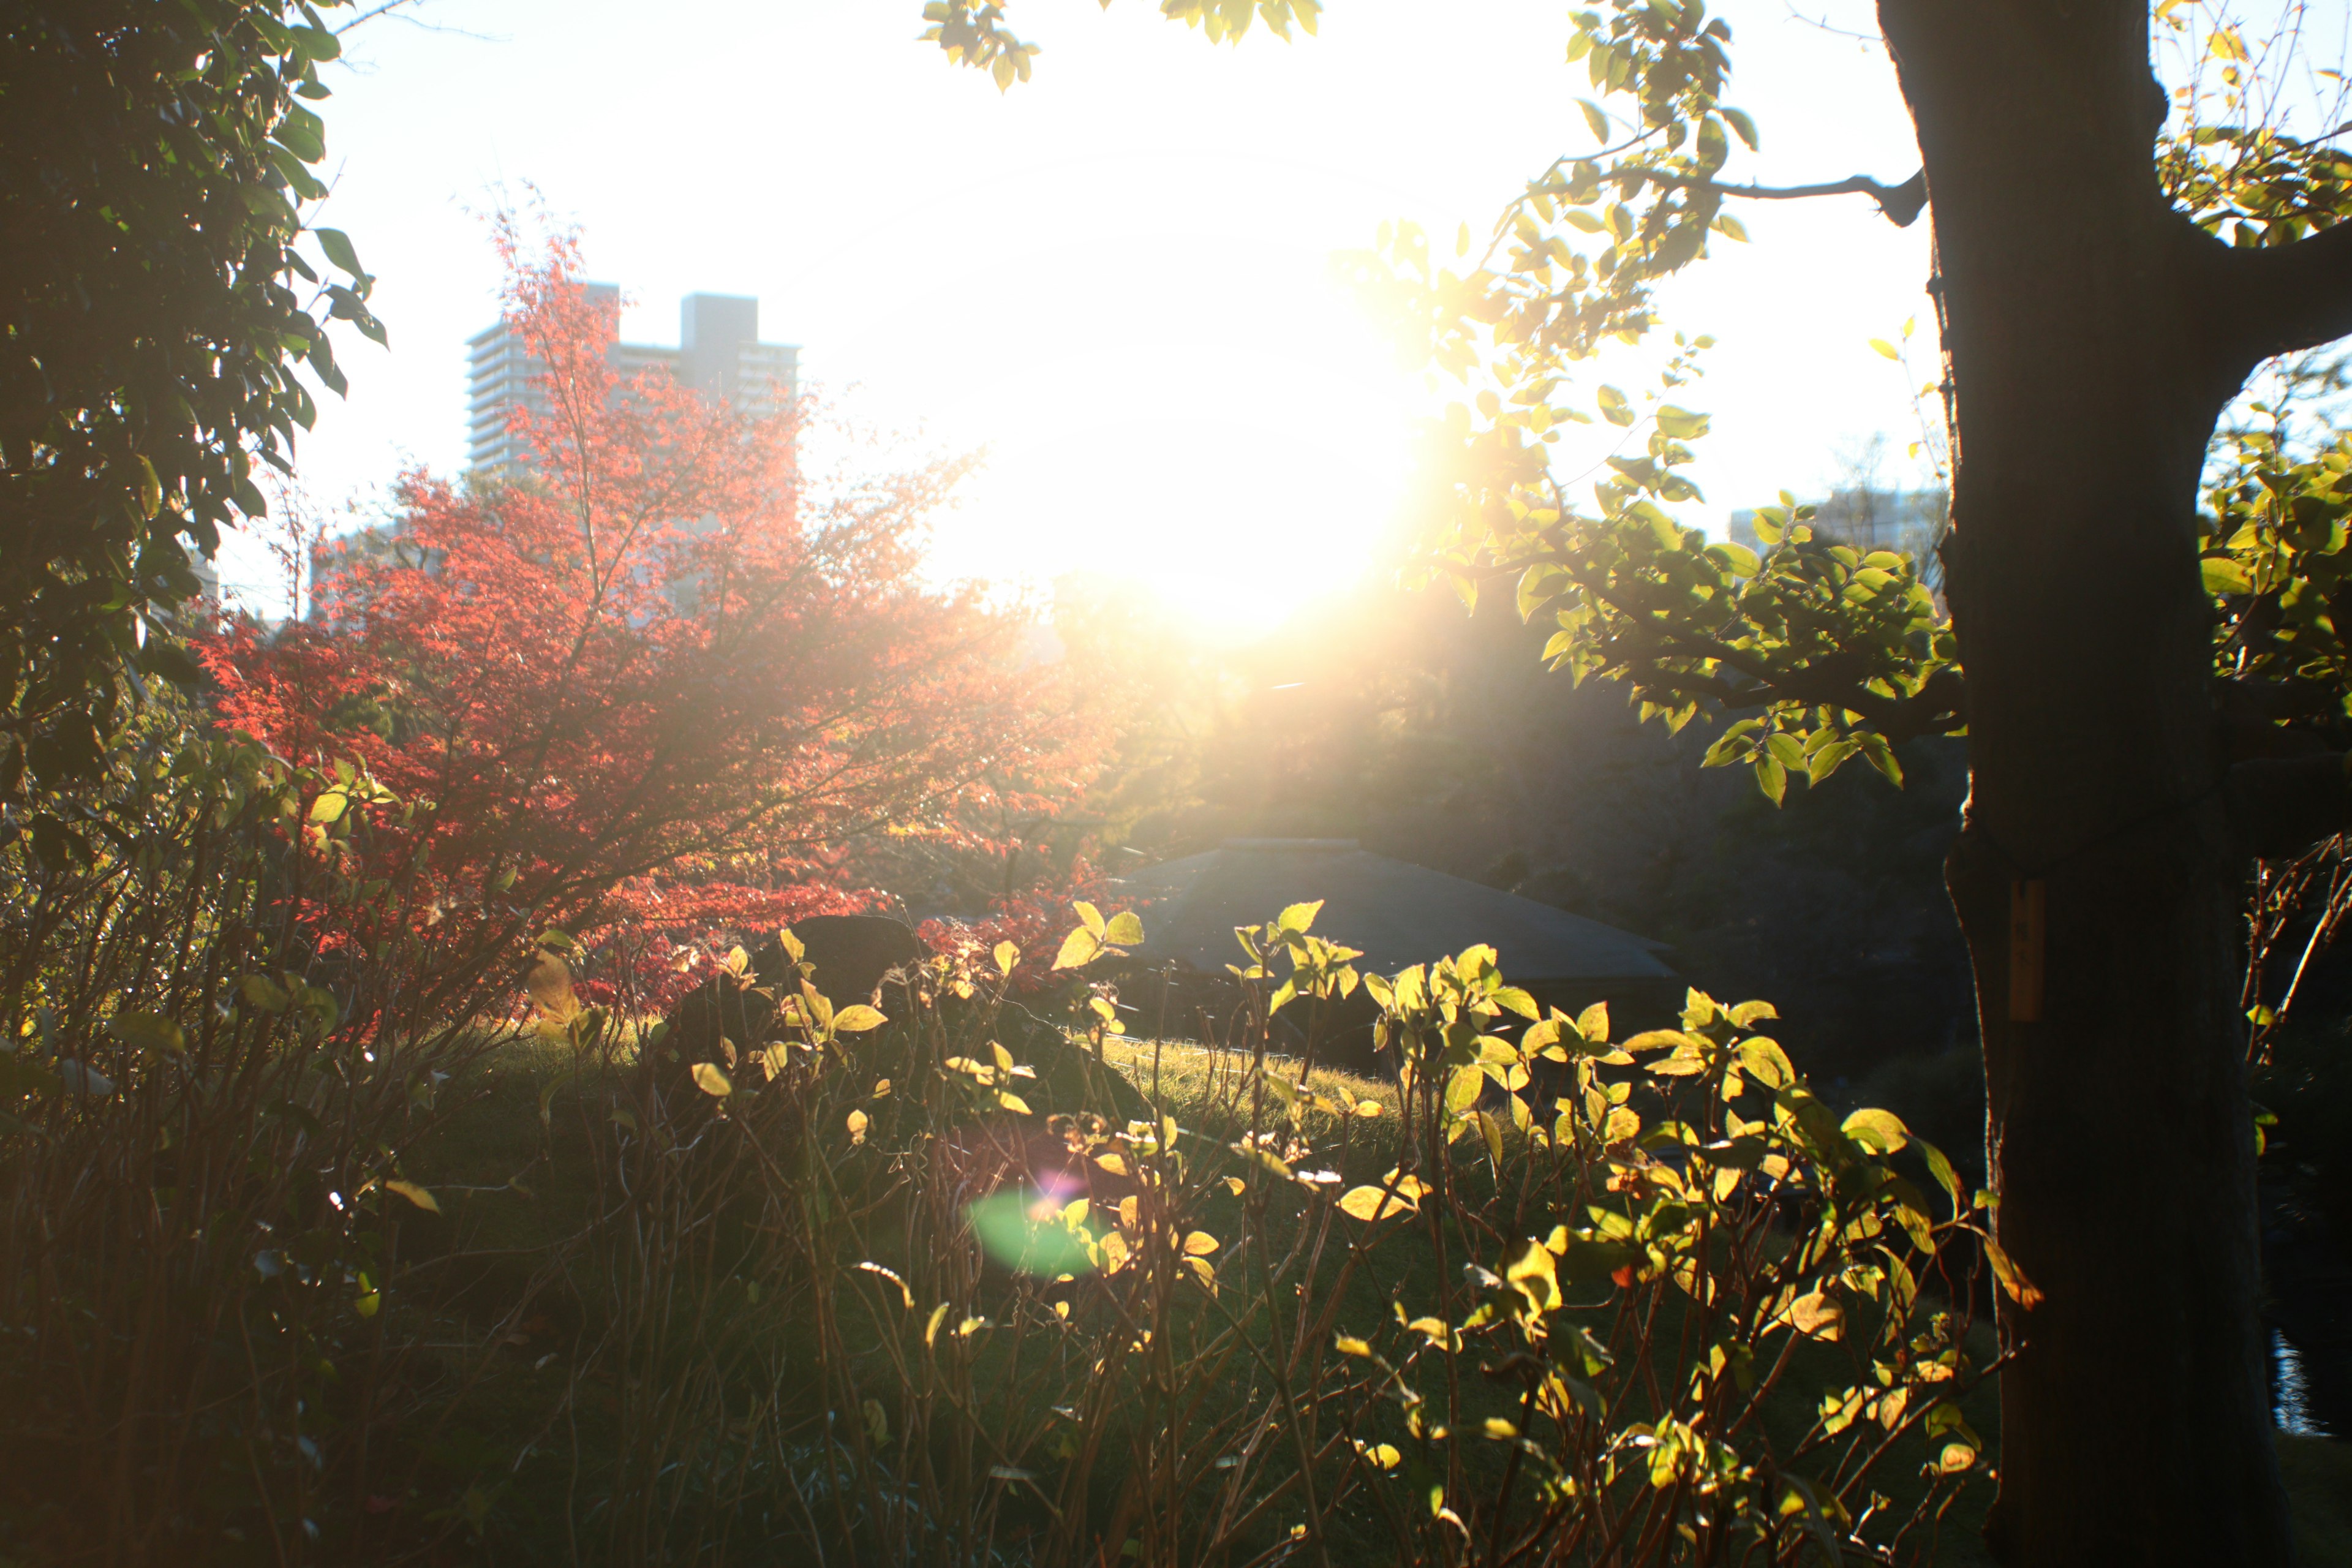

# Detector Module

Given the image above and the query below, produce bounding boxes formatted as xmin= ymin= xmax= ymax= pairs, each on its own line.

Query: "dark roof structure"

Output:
xmin=1114 ymin=840 xmax=1675 ymax=985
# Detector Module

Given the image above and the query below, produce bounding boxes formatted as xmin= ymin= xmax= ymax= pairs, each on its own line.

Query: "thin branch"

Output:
xmin=1616 ymin=167 xmax=1929 ymax=228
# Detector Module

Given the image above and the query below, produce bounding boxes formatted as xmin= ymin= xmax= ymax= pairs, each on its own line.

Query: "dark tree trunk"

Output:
xmin=1874 ymin=1 xmax=2350 ymax=1559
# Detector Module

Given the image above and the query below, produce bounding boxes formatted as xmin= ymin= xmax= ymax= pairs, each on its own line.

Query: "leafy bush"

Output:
xmin=0 ymin=704 xmax=513 ymax=1559
xmin=380 ymin=904 xmax=2009 ymax=1566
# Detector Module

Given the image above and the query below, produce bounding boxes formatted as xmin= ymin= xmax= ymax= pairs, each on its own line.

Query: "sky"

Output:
xmin=245 ymin=0 xmax=1957 ymax=635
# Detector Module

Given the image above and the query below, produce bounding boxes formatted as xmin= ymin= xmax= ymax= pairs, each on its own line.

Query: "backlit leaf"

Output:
xmin=1338 ymin=1184 xmax=1418 ymax=1221
xmin=385 ymin=1179 xmax=439 ymax=1214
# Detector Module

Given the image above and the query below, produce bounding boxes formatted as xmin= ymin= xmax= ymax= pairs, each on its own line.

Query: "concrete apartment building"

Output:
xmin=465 ymin=284 xmax=799 ymax=473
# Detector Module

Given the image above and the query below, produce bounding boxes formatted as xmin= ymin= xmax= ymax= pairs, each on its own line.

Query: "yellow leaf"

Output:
xmin=1787 ymin=1291 xmax=1844 ymax=1340
xmin=692 ymin=1062 xmax=733 ymax=1098
xmin=1224 ymin=1177 xmax=1247 ymax=1196
xmin=1504 ymin=1236 xmax=1561 ymax=1312
xmin=1183 ymin=1231 xmax=1220 ymax=1256
xmin=1338 ymin=1185 xmax=1417 ymax=1221
xmin=385 ymin=1179 xmax=439 ymax=1214
xmin=1841 ymin=1107 xmax=1909 ymax=1153
xmin=1577 ymin=1001 xmax=1609 ymax=1042
xmin=993 ymin=940 xmax=1019 ymax=974
xmin=846 ymin=1109 xmax=869 ymax=1145
xmin=1364 ymin=1441 xmax=1402 ymax=1471
xmin=872 ymin=1078 xmax=892 ymax=1098
xmin=1103 ymin=910 xmax=1144 ymax=946
xmin=1052 ymin=927 xmax=1099 ymax=971
xmin=307 ymin=790 xmax=348 ymax=824
xmin=1937 ymin=1442 xmax=1977 ymax=1474
xmin=1983 ymin=1236 xmax=2045 ymax=1308
xmin=526 ymin=951 xmax=576 ymax=1020
xmin=997 ymin=1091 xmax=1033 ymax=1116
xmin=1869 ymin=337 xmax=1901 ymax=360
xmin=856 ymin=1261 xmax=914 ymax=1308
xmin=1335 ymin=1335 xmax=1373 ymax=1357
xmin=833 ymin=1005 xmax=887 ymax=1033
xmin=924 ymin=1302 xmax=949 ymax=1347
xmin=1074 ymin=900 xmax=1105 ymax=935
xmin=1354 ymin=1098 xmax=1384 ymax=1118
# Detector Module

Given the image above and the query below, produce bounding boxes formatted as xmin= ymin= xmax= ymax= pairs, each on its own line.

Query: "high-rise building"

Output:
xmin=465 ymin=285 xmax=799 ymax=474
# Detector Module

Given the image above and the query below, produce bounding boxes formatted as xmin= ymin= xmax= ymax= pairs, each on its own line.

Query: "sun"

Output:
xmin=925 ymin=284 xmax=1418 ymax=643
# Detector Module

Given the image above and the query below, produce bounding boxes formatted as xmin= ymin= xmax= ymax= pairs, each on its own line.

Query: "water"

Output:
xmin=2274 ymin=1329 xmax=2321 ymax=1437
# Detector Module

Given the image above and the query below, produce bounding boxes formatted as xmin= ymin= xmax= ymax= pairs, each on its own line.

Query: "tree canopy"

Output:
xmin=1 ymin=0 xmax=379 ymax=837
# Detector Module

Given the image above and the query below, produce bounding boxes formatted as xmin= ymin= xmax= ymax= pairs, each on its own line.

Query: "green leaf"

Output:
xmin=692 ymin=1062 xmax=733 ymax=1098
xmin=1103 ymin=910 xmax=1144 ymax=946
xmin=538 ymin=1071 xmax=570 ymax=1129
xmin=1840 ymin=1107 xmax=1909 ymax=1154
xmin=1754 ymin=755 xmax=1788 ymax=804
xmin=1722 ymin=107 xmax=1760 ymax=149
xmin=1492 ymin=985 xmax=1540 ymax=1020
xmin=1578 ymin=98 xmax=1610 ymax=143
xmin=1917 ymin=1139 xmax=1962 ymax=1212
xmin=1707 ymin=540 xmax=1760 ymax=576
xmin=238 ymin=974 xmax=290 ymax=1014
xmin=833 ymin=1005 xmax=888 ymax=1033
xmin=314 ymin=227 xmax=364 ymax=280
xmin=107 ymin=1011 xmax=184 ymax=1055
xmin=2201 ymin=557 xmax=2253 ymax=595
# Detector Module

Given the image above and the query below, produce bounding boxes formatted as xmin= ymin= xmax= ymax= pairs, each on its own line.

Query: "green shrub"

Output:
xmin=399 ymin=904 xmax=2008 ymax=1566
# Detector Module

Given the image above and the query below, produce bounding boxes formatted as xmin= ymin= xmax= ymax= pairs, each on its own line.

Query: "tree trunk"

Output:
xmin=1879 ymin=2 xmax=2295 ymax=1560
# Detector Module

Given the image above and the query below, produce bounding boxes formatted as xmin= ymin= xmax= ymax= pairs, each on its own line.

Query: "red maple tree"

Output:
xmin=204 ymin=227 xmax=1099 ymax=1012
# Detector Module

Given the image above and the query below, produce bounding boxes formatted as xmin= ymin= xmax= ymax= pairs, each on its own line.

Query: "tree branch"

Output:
xmin=1616 ymin=168 xmax=1928 ymax=228
xmin=2222 ymin=218 xmax=2352 ymax=361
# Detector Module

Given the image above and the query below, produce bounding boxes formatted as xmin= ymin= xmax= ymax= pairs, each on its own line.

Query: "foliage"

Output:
xmin=0 ymin=0 xmax=380 ymax=809
xmin=268 ymin=903 xmax=2003 ymax=1564
xmin=921 ymin=0 xmax=1322 ymax=90
xmin=0 ymin=703 xmax=507 ymax=1559
xmin=202 ymin=229 xmax=1099 ymax=1009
